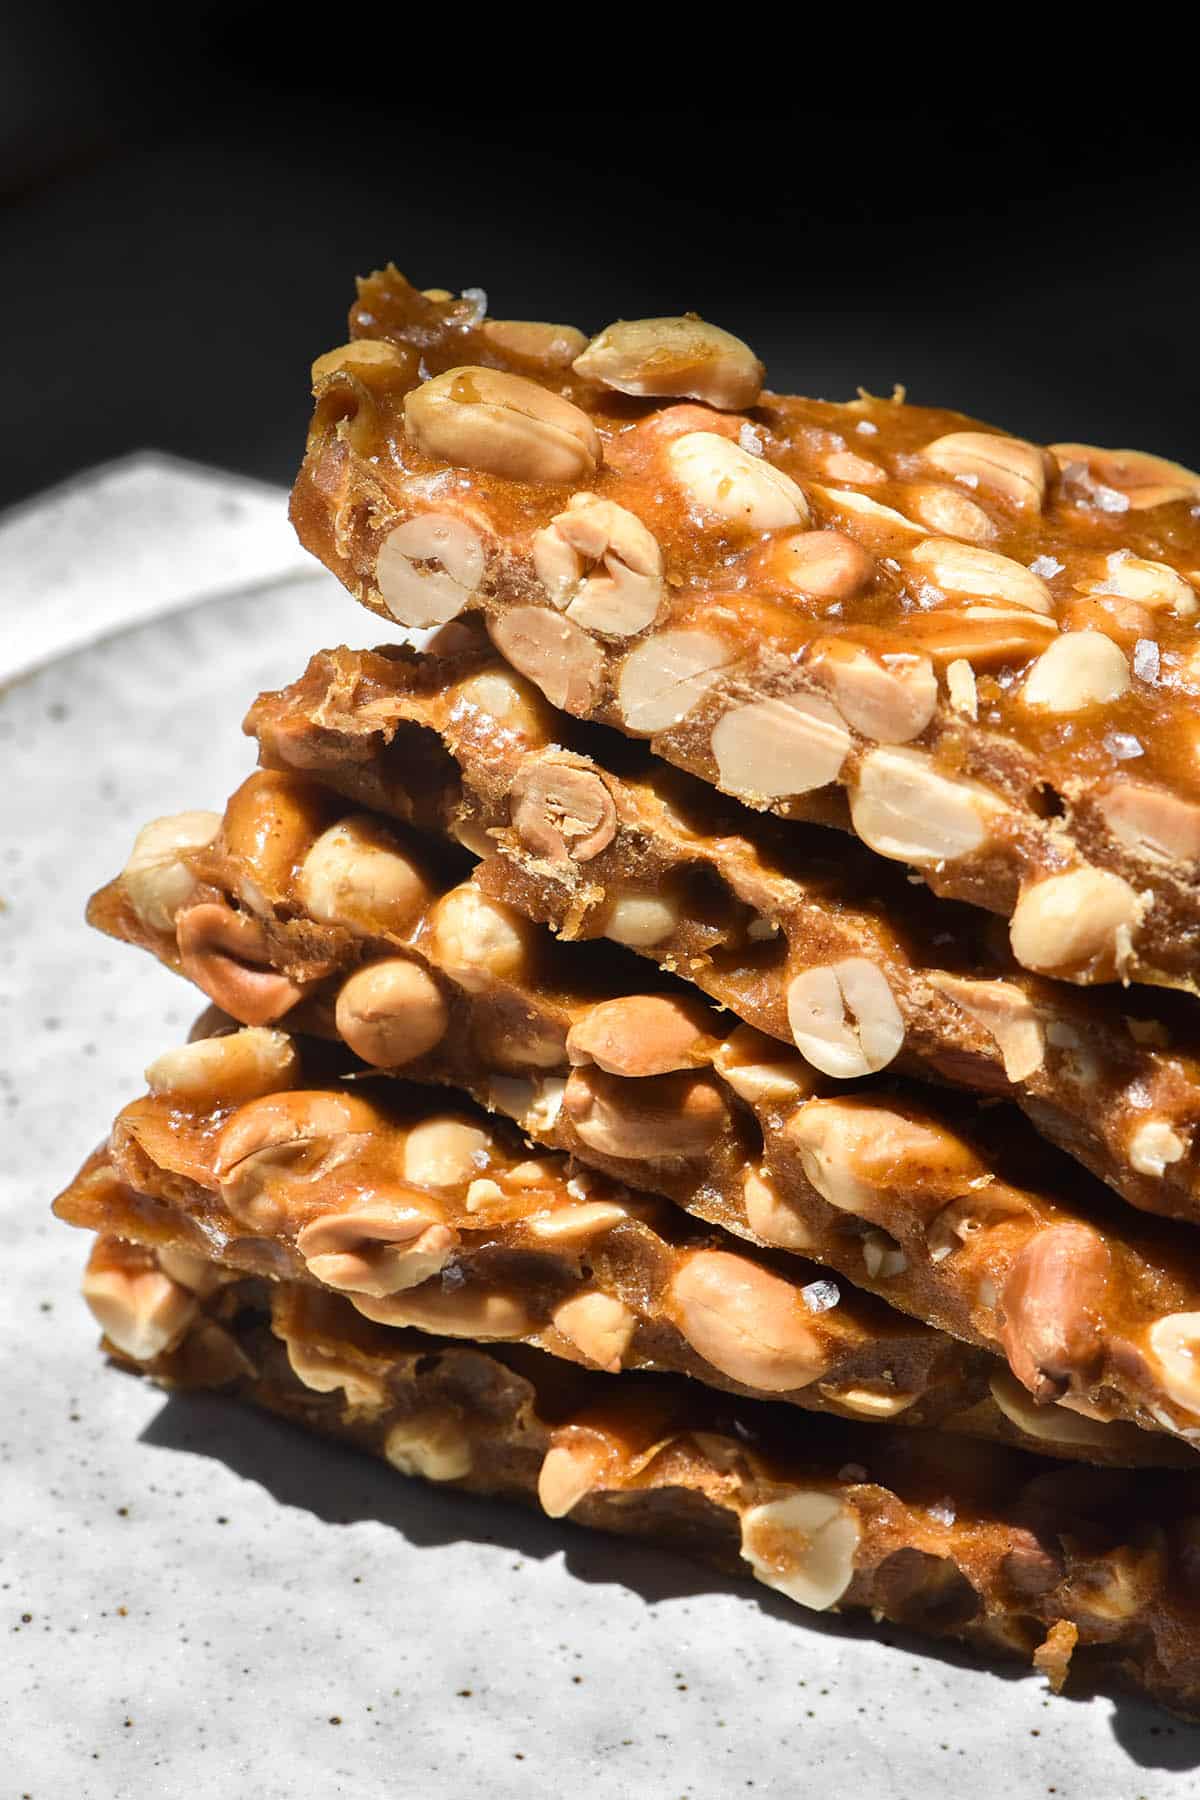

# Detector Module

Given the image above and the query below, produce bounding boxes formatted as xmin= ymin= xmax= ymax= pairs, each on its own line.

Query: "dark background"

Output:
xmin=3 ymin=11 xmax=1199 ymax=512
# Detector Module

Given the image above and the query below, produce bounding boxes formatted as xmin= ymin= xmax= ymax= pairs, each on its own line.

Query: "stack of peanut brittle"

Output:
xmin=57 ymin=270 xmax=1200 ymax=1714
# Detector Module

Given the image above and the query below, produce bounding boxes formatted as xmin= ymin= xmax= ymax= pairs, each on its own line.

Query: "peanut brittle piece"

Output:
xmin=246 ymin=638 xmax=1200 ymax=1226
xmin=83 ymin=1232 xmax=1200 ymax=1716
xmin=64 ymin=1084 xmax=1111 ymax=1461
xmin=291 ymin=268 xmax=1200 ymax=994
xmin=87 ymin=787 xmax=1200 ymax=1448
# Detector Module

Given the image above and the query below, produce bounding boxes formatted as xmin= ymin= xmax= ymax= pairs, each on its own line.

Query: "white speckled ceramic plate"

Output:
xmin=3 ymin=577 xmax=1198 ymax=1800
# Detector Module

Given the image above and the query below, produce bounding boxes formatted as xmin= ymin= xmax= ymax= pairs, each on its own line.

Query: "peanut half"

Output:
xmin=668 ymin=432 xmax=809 ymax=530
xmin=923 ymin=431 xmax=1048 ymax=511
xmin=616 ymin=628 xmax=736 ymax=735
xmin=121 ymin=810 xmax=222 ymax=932
xmin=739 ymin=1491 xmax=860 ymax=1612
xmin=403 ymin=366 xmax=600 ymax=484
xmin=786 ymin=958 xmax=905 ymax=1079
xmin=509 ymin=757 xmax=617 ymax=864
xmin=488 ymin=606 xmax=603 ymax=714
xmin=375 ymin=512 xmax=487 ymax=629
xmin=573 ymin=315 xmax=763 ymax=411
xmin=669 ymin=1252 xmax=827 ymax=1392
xmin=532 ymin=493 xmax=664 ymax=637
xmin=712 ymin=692 xmax=851 ymax=801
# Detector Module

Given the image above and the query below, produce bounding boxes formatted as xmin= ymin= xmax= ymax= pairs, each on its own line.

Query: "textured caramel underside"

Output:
xmin=85 ymin=770 xmax=1200 ymax=1450
xmin=245 ymin=635 xmax=1200 ymax=1228
xmin=87 ymin=1231 xmax=1200 ymax=1717
xmin=289 ymin=268 xmax=1200 ymax=995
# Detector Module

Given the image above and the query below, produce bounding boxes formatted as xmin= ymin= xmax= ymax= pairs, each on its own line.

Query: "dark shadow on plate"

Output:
xmin=141 ymin=1389 xmax=1200 ymax=1765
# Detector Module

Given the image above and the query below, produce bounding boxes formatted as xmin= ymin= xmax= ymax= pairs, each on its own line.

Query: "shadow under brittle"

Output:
xmin=136 ymin=1386 xmax=1200 ymax=1770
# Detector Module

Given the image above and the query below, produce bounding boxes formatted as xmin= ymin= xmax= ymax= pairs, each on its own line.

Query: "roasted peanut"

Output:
xmin=145 ymin=1025 xmax=300 ymax=1105
xmin=480 ymin=318 xmax=588 ymax=369
xmin=297 ymin=1196 xmax=457 ymax=1296
xmin=823 ymin=449 xmax=884 ymax=485
xmin=670 ymin=1252 xmax=825 ymax=1392
xmin=213 ymin=1090 xmax=379 ymax=1229
xmin=1052 ymin=443 xmax=1200 ymax=511
xmin=354 ymin=1284 xmax=533 ymax=1340
xmin=714 ymin=1026 xmax=814 ymax=1108
xmin=812 ymin=486 xmax=924 ymax=542
xmin=526 ymin=1201 xmax=629 ymax=1245
xmin=155 ymin=1245 xmax=229 ymax=1297
xmin=403 ymin=366 xmax=600 ymax=483
xmin=335 ymin=959 xmax=449 ymax=1068
xmin=861 ymin=1228 xmax=907 ymax=1279
xmin=923 ymin=431 xmax=1047 ymax=511
xmin=552 ymin=1291 xmax=637 ymax=1372
xmin=739 ymin=1490 xmax=860 ymax=1611
xmin=384 ymin=1412 xmax=473 ymax=1481
xmin=176 ymin=902 xmax=304 ymax=1026
xmin=616 ymin=628 xmax=736 ymax=734
xmin=988 ymin=1368 xmax=1130 ymax=1451
xmin=537 ymin=1432 xmax=613 ymax=1518
xmin=1099 ymin=783 xmax=1200 ymax=863
xmin=284 ymin=1337 xmax=388 ymax=1411
xmin=712 ymin=692 xmax=851 ymax=801
xmin=375 ymin=511 xmax=487 ymax=629
xmin=944 ymin=659 xmax=978 ymax=718
xmin=768 ymin=529 xmax=876 ymax=600
xmin=1009 ymin=869 xmax=1144 ymax=982
xmin=221 ymin=770 xmax=334 ymax=907
xmin=401 ymin=1115 xmax=491 ymax=1189
xmin=786 ymin=1098 xmax=978 ymax=1219
xmin=450 ymin=665 xmax=552 ymax=741
xmin=1022 ymin=631 xmax=1130 ymax=713
xmin=532 ymin=493 xmax=664 ymax=636
xmin=510 ymin=758 xmax=617 ymax=864
xmin=573 ymin=315 xmax=763 ymax=410
xmin=1128 ymin=1119 xmax=1186 ymax=1179
xmin=1146 ymin=1312 xmax=1200 ymax=1419
xmin=121 ymin=810 xmax=222 ymax=932
xmin=786 ymin=958 xmax=905 ymax=1080
xmin=311 ymin=338 xmax=410 ymax=386
xmin=908 ymin=538 xmax=1053 ymax=614
xmin=927 ymin=974 xmax=1045 ymax=1082
xmin=905 ymin=482 xmax=997 ymax=543
xmin=81 ymin=1258 xmax=198 ymax=1362
xmin=603 ymin=890 xmax=681 ymax=948
xmin=999 ymin=1224 xmax=1110 ymax=1402
xmin=298 ymin=815 xmax=431 ymax=934
xmin=806 ymin=640 xmax=937 ymax=745
xmin=423 ymin=883 xmax=533 ymax=992
xmin=850 ymin=747 xmax=1005 ymax=867
xmin=742 ymin=1166 xmax=815 ymax=1250
xmin=668 ymin=432 xmax=809 ymax=529
xmin=563 ymin=1066 xmax=728 ymax=1163
xmin=1090 ymin=549 xmax=1197 ymax=617
xmin=488 ymin=606 xmax=603 ymax=714
xmin=567 ymin=994 xmax=716 ymax=1079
